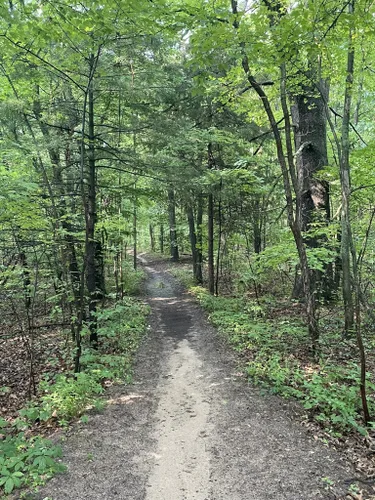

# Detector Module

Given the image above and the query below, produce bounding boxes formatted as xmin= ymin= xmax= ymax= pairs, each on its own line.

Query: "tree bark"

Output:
xmin=215 ymin=181 xmax=223 ymax=296
xmin=292 ymin=77 xmax=330 ymax=232
xmin=291 ymin=75 xmax=332 ymax=300
xmin=159 ymin=224 xmax=164 ymax=253
xmin=208 ymin=192 xmax=215 ymax=295
xmin=339 ymin=0 xmax=369 ymax=423
xmin=340 ymin=6 xmax=355 ymax=333
xmin=196 ymin=194 xmax=203 ymax=284
xmin=149 ymin=224 xmax=156 ymax=252
xmin=187 ymin=204 xmax=198 ymax=281
xmin=133 ymin=190 xmax=137 ymax=271
xmin=168 ymin=190 xmax=179 ymax=262
xmin=252 ymin=199 xmax=262 ymax=254
xmin=86 ymin=54 xmax=98 ymax=347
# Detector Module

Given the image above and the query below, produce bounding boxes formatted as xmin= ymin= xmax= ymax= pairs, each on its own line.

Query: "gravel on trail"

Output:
xmin=38 ymin=257 xmax=355 ymax=500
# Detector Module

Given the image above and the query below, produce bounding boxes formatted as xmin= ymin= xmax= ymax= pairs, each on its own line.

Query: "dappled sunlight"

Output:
xmin=148 ymin=296 xmax=178 ymax=302
xmin=107 ymin=393 xmax=144 ymax=406
xmin=148 ymin=297 xmax=191 ymax=305
xmin=166 ymin=299 xmax=183 ymax=305
xmin=302 ymin=364 xmax=321 ymax=377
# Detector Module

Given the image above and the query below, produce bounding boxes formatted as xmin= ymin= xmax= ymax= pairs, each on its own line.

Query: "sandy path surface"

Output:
xmin=38 ymin=257 xmax=354 ymax=500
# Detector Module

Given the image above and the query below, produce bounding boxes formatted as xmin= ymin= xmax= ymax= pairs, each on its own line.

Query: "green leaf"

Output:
xmin=1 ymin=467 xmax=10 ymax=476
xmin=5 ymin=477 xmax=14 ymax=494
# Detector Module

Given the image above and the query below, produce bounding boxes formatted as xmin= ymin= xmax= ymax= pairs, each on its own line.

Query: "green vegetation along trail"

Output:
xmin=40 ymin=257 xmax=353 ymax=500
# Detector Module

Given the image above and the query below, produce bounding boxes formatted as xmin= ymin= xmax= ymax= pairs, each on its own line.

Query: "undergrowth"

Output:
xmin=120 ymin=262 xmax=146 ymax=296
xmin=0 ymin=297 xmax=149 ymax=497
xmin=168 ymin=266 xmax=197 ymax=289
xmin=171 ymin=269 xmax=375 ymax=438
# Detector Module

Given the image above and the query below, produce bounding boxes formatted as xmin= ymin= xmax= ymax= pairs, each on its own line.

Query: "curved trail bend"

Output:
xmin=40 ymin=257 xmax=352 ymax=500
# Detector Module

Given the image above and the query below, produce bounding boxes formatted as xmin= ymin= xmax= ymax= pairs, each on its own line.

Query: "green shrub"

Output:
xmin=96 ymin=297 xmax=149 ymax=349
xmin=0 ymin=428 xmax=65 ymax=495
xmin=39 ymin=373 xmax=104 ymax=422
xmin=188 ymin=284 xmax=375 ymax=436
xmin=0 ymin=296 xmax=149 ymax=496
xmin=246 ymin=353 xmax=304 ymax=399
xmin=122 ymin=262 xmax=145 ymax=295
xmin=302 ymin=366 xmax=375 ymax=436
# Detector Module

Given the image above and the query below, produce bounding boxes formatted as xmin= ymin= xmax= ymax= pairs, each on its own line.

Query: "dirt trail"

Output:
xmin=39 ymin=257 xmax=354 ymax=500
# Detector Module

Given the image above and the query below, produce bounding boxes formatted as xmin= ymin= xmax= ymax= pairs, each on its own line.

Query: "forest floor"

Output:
xmin=36 ymin=256 xmax=365 ymax=500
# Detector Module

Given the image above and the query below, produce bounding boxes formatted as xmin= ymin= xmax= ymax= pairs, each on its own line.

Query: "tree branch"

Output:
xmin=329 ymin=106 xmax=368 ymax=145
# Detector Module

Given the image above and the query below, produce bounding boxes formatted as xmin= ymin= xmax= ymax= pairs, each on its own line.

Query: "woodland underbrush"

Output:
xmin=0 ymin=269 xmax=149 ymax=498
xmin=169 ymin=265 xmax=375 ymax=448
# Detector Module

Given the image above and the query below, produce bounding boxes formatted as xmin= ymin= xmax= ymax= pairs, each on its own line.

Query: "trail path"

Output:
xmin=39 ymin=257 xmax=354 ymax=500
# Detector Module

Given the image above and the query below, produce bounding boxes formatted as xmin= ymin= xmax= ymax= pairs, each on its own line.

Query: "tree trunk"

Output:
xmin=168 ymin=190 xmax=179 ymax=262
xmin=133 ymin=192 xmax=137 ymax=270
xmin=149 ymin=224 xmax=155 ymax=252
xmin=340 ymin=0 xmax=370 ymax=423
xmin=86 ymin=54 xmax=98 ymax=347
xmin=252 ymin=199 xmax=262 ymax=254
xmin=95 ymin=239 xmax=105 ymax=300
xmin=340 ymin=7 xmax=355 ymax=333
xmin=187 ymin=201 xmax=203 ymax=284
xmin=292 ymin=77 xmax=330 ymax=233
xmin=33 ymin=95 xmax=82 ymax=322
xmin=114 ymin=253 xmax=120 ymax=299
xmin=120 ymin=247 xmax=124 ymax=298
xmin=215 ymin=182 xmax=223 ymax=296
xmin=159 ymin=224 xmax=164 ymax=254
xmin=196 ymin=194 xmax=203 ymax=284
xmin=18 ymin=250 xmax=31 ymax=310
xmin=208 ymin=192 xmax=215 ymax=294
xmin=291 ymin=75 xmax=332 ymax=300
xmin=231 ymin=0 xmax=319 ymax=348
xmin=187 ymin=204 xmax=198 ymax=281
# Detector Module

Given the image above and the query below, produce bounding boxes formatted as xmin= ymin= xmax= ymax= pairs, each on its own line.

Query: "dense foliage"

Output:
xmin=2 ymin=0 xmax=375 ymax=494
